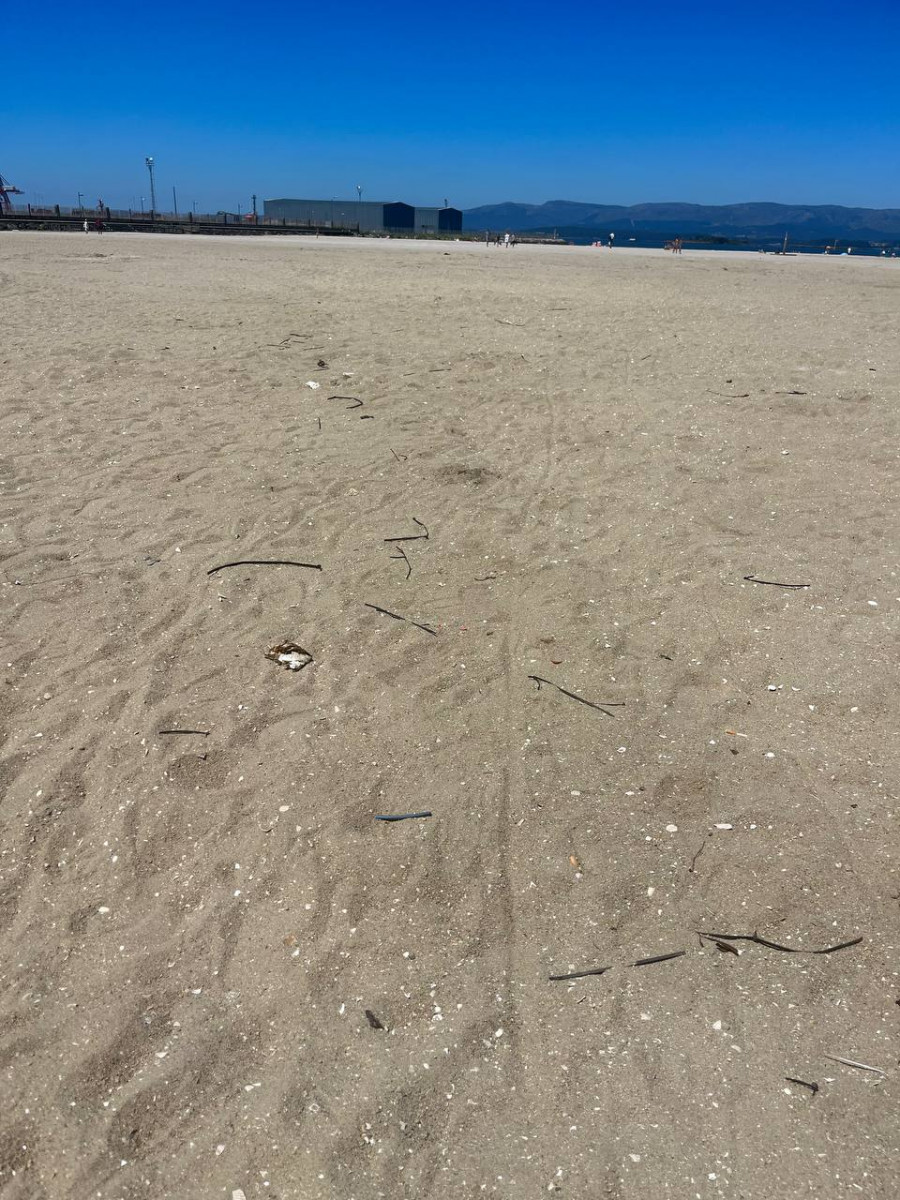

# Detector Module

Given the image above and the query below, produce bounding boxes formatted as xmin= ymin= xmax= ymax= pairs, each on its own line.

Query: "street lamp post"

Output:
xmin=357 ymin=183 xmax=362 ymax=233
xmin=145 ymin=156 xmax=156 ymax=218
xmin=172 ymin=186 xmax=178 ymax=215
xmin=77 ymin=191 xmax=84 ymax=213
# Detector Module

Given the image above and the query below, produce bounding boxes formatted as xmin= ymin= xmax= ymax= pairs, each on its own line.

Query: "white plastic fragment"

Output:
xmin=714 ymin=823 xmax=733 ymax=830
xmin=305 ymin=381 xmax=320 ymax=390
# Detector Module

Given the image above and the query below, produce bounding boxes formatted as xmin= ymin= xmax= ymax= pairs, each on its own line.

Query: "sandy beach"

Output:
xmin=1 ymin=230 xmax=899 ymax=1199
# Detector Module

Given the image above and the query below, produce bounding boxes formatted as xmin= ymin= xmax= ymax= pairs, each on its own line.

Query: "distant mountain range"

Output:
xmin=463 ymin=200 xmax=900 ymax=241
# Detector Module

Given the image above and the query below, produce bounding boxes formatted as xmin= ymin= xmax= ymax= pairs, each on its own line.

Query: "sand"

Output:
xmin=1 ymin=231 xmax=899 ymax=1199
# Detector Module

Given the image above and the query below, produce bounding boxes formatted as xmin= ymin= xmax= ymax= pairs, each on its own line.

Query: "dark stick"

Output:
xmin=743 ymin=575 xmax=810 ymax=589
xmin=364 ymin=602 xmax=437 ymax=636
xmin=390 ymin=545 xmax=413 ymax=580
xmin=316 ymin=416 xmax=322 ymax=430
xmin=207 ymin=559 xmax=323 ymax=576
xmin=775 ymin=390 xmax=808 ymax=396
xmin=695 ymin=932 xmax=862 ymax=955
xmin=548 ymin=966 xmax=611 ymax=981
xmin=528 ymin=675 xmax=623 ymax=717
xmin=365 ymin=1009 xmax=385 ymax=1030
xmin=375 ymin=811 xmax=432 ymax=822
xmin=360 ymin=414 xmax=375 ymax=419
xmin=785 ymin=1077 xmax=819 ymax=1095
xmin=633 ymin=951 xmax=686 ymax=967
xmin=328 ymin=395 xmax=364 ymax=409
xmin=384 ymin=518 xmax=429 ymax=543
xmin=689 ymin=837 xmax=709 ymax=874
xmin=699 ymin=935 xmax=740 ymax=956
xmin=159 ymin=728 xmax=210 ymax=737
xmin=390 ymin=448 xmax=408 ymax=463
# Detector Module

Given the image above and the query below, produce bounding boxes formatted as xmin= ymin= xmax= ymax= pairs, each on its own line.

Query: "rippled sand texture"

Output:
xmin=2 ymin=232 xmax=899 ymax=1199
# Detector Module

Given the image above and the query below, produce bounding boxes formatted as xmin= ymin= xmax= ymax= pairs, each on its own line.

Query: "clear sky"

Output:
xmin=4 ymin=0 xmax=899 ymax=213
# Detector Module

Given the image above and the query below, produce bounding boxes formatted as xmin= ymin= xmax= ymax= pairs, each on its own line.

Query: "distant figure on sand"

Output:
xmin=504 ymin=232 xmax=510 ymax=248
xmin=83 ymin=220 xmax=89 ymax=234
xmin=95 ymin=218 xmax=103 ymax=234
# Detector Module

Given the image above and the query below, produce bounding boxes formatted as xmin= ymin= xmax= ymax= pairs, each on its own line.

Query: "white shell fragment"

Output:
xmin=305 ymin=380 xmax=321 ymax=390
xmin=265 ymin=642 xmax=313 ymax=671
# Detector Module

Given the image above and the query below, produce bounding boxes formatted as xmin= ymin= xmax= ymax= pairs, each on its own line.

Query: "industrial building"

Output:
xmin=263 ymin=197 xmax=462 ymax=233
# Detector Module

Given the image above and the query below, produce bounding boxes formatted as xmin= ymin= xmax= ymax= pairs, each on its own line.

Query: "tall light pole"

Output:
xmin=172 ymin=185 xmax=178 ymax=215
xmin=145 ymin=156 xmax=156 ymax=217
xmin=357 ymin=183 xmax=362 ymax=233
xmin=77 ymin=191 xmax=84 ymax=213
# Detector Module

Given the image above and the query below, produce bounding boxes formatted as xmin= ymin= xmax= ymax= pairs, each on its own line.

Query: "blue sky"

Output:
xmin=4 ymin=0 xmax=899 ymax=212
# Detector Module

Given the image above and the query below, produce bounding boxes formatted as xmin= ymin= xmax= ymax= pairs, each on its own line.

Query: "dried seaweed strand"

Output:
xmin=824 ymin=1055 xmax=885 ymax=1077
xmin=743 ymin=575 xmax=810 ymax=589
xmin=528 ymin=675 xmax=623 ymax=717
xmin=384 ymin=518 xmax=429 ymax=543
xmin=390 ymin=545 xmax=413 ymax=580
xmin=364 ymin=602 xmax=437 ymax=636
xmin=785 ymin=1077 xmax=819 ymax=1095
xmin=695 ymin=932 xmax=862 ymax=955
xmin=548 ymin=967 xmax=611 ymax=981
xmin=633 ymin=951 xmax=686 ymax=967
xmin=207 ymin=559 xmax=322 ymax=576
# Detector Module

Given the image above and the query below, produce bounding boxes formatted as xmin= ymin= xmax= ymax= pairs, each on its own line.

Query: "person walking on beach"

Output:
xmin=83 ymin=219 xmax=89 ymax=234
xmin=504 ymin=232 xmax=510 ymax=248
